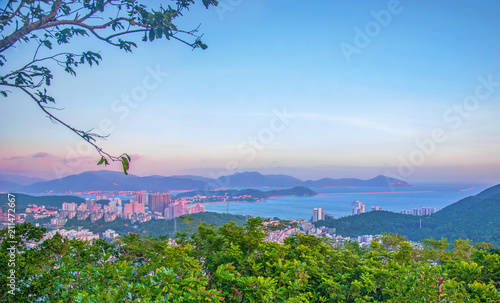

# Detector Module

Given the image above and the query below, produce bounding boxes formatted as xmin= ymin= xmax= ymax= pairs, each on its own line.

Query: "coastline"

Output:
xmin=198 ymin=198 xmax=267 ymax=205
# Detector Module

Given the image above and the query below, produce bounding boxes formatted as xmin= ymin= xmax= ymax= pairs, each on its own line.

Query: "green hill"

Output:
xmin=0 ymin=193 xmax=85 ymax=212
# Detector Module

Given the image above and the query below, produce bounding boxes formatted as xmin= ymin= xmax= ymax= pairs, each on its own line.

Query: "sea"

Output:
xmin=201 ymin=184 xmax=491 ymax=221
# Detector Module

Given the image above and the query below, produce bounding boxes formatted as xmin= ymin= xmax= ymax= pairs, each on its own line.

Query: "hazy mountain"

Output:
xmin=16 ymin=170 xmax=410 ymax=193
xmin=0 ymin=180 xmax=23 ymax=192
xmin=170 ymin=175 xmax=216 ymax=184
xmin=19 ymin=171 xmax=208 ymax=193
xmin=212 ymin=172 xmax=304 ymax=188
xmin=0 ymin=174 xmax=45 ymax=186
xmin=303 ymin=175 xmax=410 ymax=187
xmin=210 ymin=172 xmax=407 ymax=188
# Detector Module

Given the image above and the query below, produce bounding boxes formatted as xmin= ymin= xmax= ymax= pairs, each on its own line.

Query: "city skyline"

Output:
xmin=1 ymin=0 xmax=500 ymax=185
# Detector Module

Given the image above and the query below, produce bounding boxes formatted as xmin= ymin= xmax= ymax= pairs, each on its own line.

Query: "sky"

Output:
xmin=1 ymin=0 xmax=500 ymax=185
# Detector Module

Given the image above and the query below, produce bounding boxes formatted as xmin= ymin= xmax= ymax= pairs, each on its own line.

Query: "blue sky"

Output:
xmin=1 ymin=0 xmax=500 ymax=184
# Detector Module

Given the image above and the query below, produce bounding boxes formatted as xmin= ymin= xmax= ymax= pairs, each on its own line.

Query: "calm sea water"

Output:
xmin=202 ymin=184 xmax=491 ymax=220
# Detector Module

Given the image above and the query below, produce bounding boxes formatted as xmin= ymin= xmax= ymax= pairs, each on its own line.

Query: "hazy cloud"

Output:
xmin=32 ymin=152 xmax=51 ymax=158
xmin=130 ymin=154 xmax=143 ymax=161
xmin=62 ymin=156 xmax=93 ymax=164
xmin=4 ymin=156 xmax=24 ymax=160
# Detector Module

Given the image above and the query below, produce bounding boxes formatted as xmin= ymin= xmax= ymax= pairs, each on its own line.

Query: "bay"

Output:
xmin=202 ymin=184 xmax=490 ymax=220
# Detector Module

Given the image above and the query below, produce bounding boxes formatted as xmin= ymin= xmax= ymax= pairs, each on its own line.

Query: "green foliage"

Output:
xmin=0 ymin=193 xmax=85 ymax=211
xmin=63 ymin=212 xmax=248 ymax=237
xmin=3 ymin=220 xmax=499 ymax=302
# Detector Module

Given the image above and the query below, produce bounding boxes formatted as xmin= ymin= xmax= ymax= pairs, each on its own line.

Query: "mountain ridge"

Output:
xmin=15 ymin=170 xmax=410 ymax=193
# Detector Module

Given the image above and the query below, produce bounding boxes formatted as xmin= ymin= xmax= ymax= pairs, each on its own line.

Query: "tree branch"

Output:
xmin=18 ymin=86 xmax=128 ymax=167
xmin=0 ymin=0 xmax=63 ymax=52
xmin=0 ymin=0 xmax=25 ymax=25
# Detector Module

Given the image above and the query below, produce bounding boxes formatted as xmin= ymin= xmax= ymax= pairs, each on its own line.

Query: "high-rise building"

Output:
xmin=165 ymin=201 xmax=188 ymax=219
xmin=86 ymin=199 xmax=95 ymax=211
xmin=150 ymin=193 xmax=171 ymax=214
xmin=352 ymin=201 xmax=365 ymax=215
xmin=189 ymin=204 xmax=205 ymax=214
xmin=312 ymin=208 xmax=325 ymax=222
xmin=123 ymin=203 xmax=133 ymax=217
xmin=136 ymin=191 xmax=149 ymax=205
xmin=141 ymin=192 xmax=149 ymax=206
xmin=62 ymin=202 xmax=77 ymax=211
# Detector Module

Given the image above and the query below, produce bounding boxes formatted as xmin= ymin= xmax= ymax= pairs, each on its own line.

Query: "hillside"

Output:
xmin=0 ymin=174 xmax=45 ymax=192
xmin=316 ymin=183 xmax=500 ymax=245
xmin=63 ymin=212 xmax=249 ymax=237
xmin=0 ymin=193 xmax=86 ymax=212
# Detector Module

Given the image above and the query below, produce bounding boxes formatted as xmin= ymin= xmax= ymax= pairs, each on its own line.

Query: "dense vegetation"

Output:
xmin=63 ymin=212 xmax=249 ymax=237
xmin=1 ymin=220 xmax=499 ymax=302
xmin=316 ymin=184 xmax=500 ymax=246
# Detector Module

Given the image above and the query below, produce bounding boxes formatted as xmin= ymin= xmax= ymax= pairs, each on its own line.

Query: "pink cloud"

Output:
xmin=4 ymin=156 xmax=24 ymax=160
xmin=129 ymin=154 xmax=143 ymax=161
xmin=32 ymin=152 xmax=52 ymax=158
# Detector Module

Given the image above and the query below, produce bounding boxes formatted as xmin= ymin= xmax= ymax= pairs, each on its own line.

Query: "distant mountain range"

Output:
xmin=318 ymin=183 xmax=500 ymax=245
xmin=0 ymin=170 xmax=410 ymax=194
xmin=0 ymin=174 xmax=46 ymax=192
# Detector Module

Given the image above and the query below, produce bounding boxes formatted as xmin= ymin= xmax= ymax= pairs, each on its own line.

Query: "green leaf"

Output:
xmin=156 ymin=27 xmax=163 ymax=39
xmin=121 ymin=156 xmax=130 ymax=175
xmin=43 ymin=40 xmax=52 ymax=49
xmin=149 ymin=29 xmax=155 ymax=42
xmin=122 ymin=160 xmax=129 ymax=175
xmin=97 ymin=157 xmax=105 ymax=165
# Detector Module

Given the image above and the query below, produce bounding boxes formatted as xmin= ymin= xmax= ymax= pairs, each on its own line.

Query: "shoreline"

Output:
xmin=197 ymin=198 xmax=267 ymax=205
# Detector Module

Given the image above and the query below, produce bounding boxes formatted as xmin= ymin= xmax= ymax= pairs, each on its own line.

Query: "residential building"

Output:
xmin=312 ymin=207 xmax=325 ymax=222
xmin=352 ymin=201 xmax=365 ymax=215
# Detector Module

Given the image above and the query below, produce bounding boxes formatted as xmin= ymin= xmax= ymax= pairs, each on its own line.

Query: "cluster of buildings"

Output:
xmin=264 ymin=219 xmax=374 ymax=247
xmin=399 ymin=207 xmax=436 ymax=216
xmin=135 ymin=191 xmax=206 ymax=219
xmin=49 ymin=191 xmax=205 ymax=226
xmin=351 ymin=201 xmax=435 ymax=217
xmin=352 ymin=200 xmax=366 ymax=215
xmin=185 ymin=193 xmax=258 ymax=203
xmin=312 ymin=207 xmax=334 ymax=222
xmin=24 ymin=227 xmax=120 ymax=248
